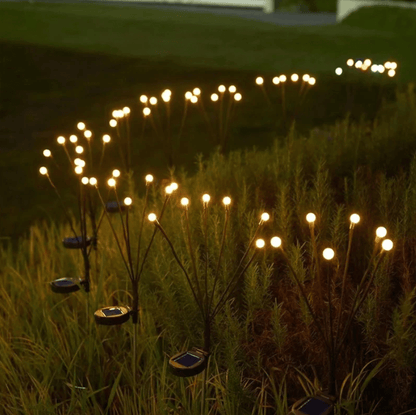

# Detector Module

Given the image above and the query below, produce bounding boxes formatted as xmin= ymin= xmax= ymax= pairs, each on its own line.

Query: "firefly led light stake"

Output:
xmin=62 ymin=236 xmax=91 ymax=249
xmin=94 ymin=306 xmax=131 ymax=326
xmin=291 ymin=394 xmax=335 ymax=415
xmin=169 ymin=347 xmax=210 ymax=377
xmin=50 ymin=277 xmax=88 ymax=294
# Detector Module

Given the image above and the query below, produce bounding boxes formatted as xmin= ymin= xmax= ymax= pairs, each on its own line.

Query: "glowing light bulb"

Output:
xmin=223 ymin=196 xmax=231 ymax=206
xmin=77 ymin=122 xmax=86 ymax=130
xmin=350 ymin=214 xmax=360 ymax=224
xmin=218 ymin=85 xmax=226 ymax=93
xmin=255 ymin=239 xmax=265 ymax=248
xmin=78 ymin=160 xmax=86 ymax=168
xmin=145 ymin=174 xmax=154 ymax=183
xmin=149 ymin=97 xmax=157 ymax=105
xmin=84 ymin=130 xmax=92 ymax=139
xmin=140 ymin=95 xmax=148 ymax=103
xmin=229 ymin=86 xmax=236 ymax=93
xmin=272 ymin=77 xmax=280 ymax=85
xmin=291 ymin=74 xmax=299 ymax=82
xmin=89 ymin=177 xmax=97 ymax=186
xmin=117 ymin=110 xmax=124 ymax=118
xmin=170 ymin=182 xmax=178 ymax=191
xmin=261 ymin=212 xmax=270 ymax=222
xmin=74 ymin=158 xmax=81 ymax=166
xmin=388 ymin=70 xmax=395 ymax=78
xmin=271 ymin=236 xmax=282 ymax=248
xmin=347 ymin=59 xmax=354 ymax=67
xmin=302 ymin=74 xmax=310 ymax=82
xmin=306 ymin=213 xmax=316 ymax=223
xmin=202 ymin=194 xmax=210 ymax=203
xmin=148 ymin=213 xmax=157 ymax=222
xmin=193 ymin=88 xmax=201 ymax=96
xmin=162 ymin=94 xmax=170 ymax=103
xmin=81 ymin=177 xmax=89 ymax=185
xmin=256 ymin=77 xmax=264 ymax=85
xmin=112 ymin=110 xmax=119 ymax=118
xmin=364 ymin=59 xmax=372 ymax=67
xmin=234 ymin=93 xmax=242 ymax=101
xmin=391 ymin=62 xmax=397 ymax=70
xmin=57 ymin=136 xmax=65 ymax=145
xmin=308 ymin=77 xmax=316 ymax=86
xmin=165 ymin=186 xmax=173 ymax=195
xmin=39 ymin=166 xmax=48 ymax=175
xmin=371 ymin=64 xmax=378 ymax=73
xmin=190 ymin=96 xmax=198 ymax=104
xmin=376 ymin=227 xmax=387 ymax=238
xmin=211 ymin=93 xmax=219 ymax=101
xmin=108 ymin=178 xmax=116 ymax=187
xmin=323 ymin=248 xmax=335 ymax=260
xmin=112 ymin=169 xmax=120 ymax=178
xmin=103 ymin=134 xmax=111 ymax=143
xmin=124 ymin=197 xmax=132 ymax=206
xmin=123 ymin=107 xmax=130 ymax=115
xmin=181 ymin=197 xmax=189 ymax=206
xmin=163 ymin=89 xmax=172 ymax=96
xmin=75 ymin=166 xmax=83 ymax=175
xmin=109 ymin=119 xmax=117 ymax=127
xmin=378 ymin=65 xmax=385 ymax=74
xmin=143 ymin=108 xmax=151 ymax=116
xmin=43 ymin=149 xmax=51 ymax=157
xmin=382 ymin=239 xmax=393 ymax=251
xmin=355 ymin=60 xmax=363 ymax=69
xmin=69 ymin=135 xmax=78 ymax=143
xmin=75 ymin=146 xmax=84 ymax=154
xmin=335 ymin=67 xmax=343 ymax=76
xmin=185 ymin=91 xmax=193 ymax=100
xmin=279 ymin=75 xmax=287 ymax=83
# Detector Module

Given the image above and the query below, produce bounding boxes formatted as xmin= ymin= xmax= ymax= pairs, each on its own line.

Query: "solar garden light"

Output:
xmin=270 ymin=212 xmax=394 ymax=398
xmin=148 ymin=196 xmax=269 ymax=384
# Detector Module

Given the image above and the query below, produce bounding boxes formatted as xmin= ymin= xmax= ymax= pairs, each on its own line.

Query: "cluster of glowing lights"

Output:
xmin=344 ymin=58 xmax=397 ymax=77
xmin=260 ymin=74 xmax=316 ymax=86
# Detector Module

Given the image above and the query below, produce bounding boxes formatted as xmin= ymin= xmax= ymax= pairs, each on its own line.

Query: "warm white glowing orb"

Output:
xmin=308 ymin=77 xmax=316 ymax=86
xmin=57 ymin=136 xmax=65 ymax=145
xmin=376 ymin=227 xmax=387 ymax=238
xmin=323 ymin=248 xmax=335 ymax=260
xmin=75 ymin=146 xmax=84 ymax=154
xmin=149 ymin=97 xmax=157 ymax=105
xmin=347 ymin=59 xmax=354 ymax=67
xmin=89 ymin=177 xmax=97 ymax=186
xmin=163 ymin=89 xmax=172 ymax=96
xmin=302 ymin=74 xmax=310 ymax=82
xmin=69 ymin=135 xmax=78 ymax=143
xmin=202 ymin=194 xmax=210 ymax=203
xmin=78 ymin=160 xmax=86 ymax=168
xmin=190 ymin=96 xmax=198 ymax=103
xmin=140 ymin=95 xmax=148 ymax=103
xmin=108 ymin=178 xmax=116 ymax=187
xmin=81 ymin=177 xmax=89 ymax=185
xmin=355 ymin=60 xmax=363 ymax=69
xmin=378 ymin=65 xmax=385 ymax=74
xmin=272 ymin=77 xmax=280 ymax=85
xmin=256 ymin=77 xmax=264 ymax=85
xmin=112 ymin=169 xmax=120 ymax=178
xmin=271 ymin=236 xmax=282 ymax=248
xmin=112 ymin=110 xmax=118 ymax=118
xmin=382 ymin=239 xmax=393 ymax=251
xmin=77 ymin=122 xmax=86 ymax=130
xmin=123 ymin=107 xmax=130 ymax=115
xmin=371 ymin=64 xmax=378 ymax=73
xmin=223 ymin=196 xmax=231 ymax=206
xmin=103 ymin=134 xmax=111 ymax=143
xmin=143 ymin=108 xmax=151 ymax=116
xmin=256 ymin=239 xmax=265 ymax=248
xmin=148 ymin=213 xmax=157 ymax=222
xmin=181 ymin=197 xmax=189 ymax=206
xmin=39 ymin=167 xmax=48 ymax=175
xmin=193 ymin=88 xmax=201 ymax=96
xmin=185 ymin=91 xmax=193 ymax=100
xmin=74 ymin=158 xmax=81 ymax=166
xmin=291 ymin=74 xmax=299 ymax=82
xmin=229 ymin=85 xmax=237 ymax=93
xmin=109 ymin=119 xmax=117 ymax=127
xmin=364 ymin=59 xmax=372 ymax=67
xmin=124 ymin=197 xmax=132 ymax=206
xmin=350 ymin=214 xmax=360 ymax=224
xmin=306 ymin=213 xmax=316 ymax=223
xmin=145 ymin=174 xmax=154 ymax=183
xmin=218 ymin=85 xmax=226 ymax=93
xmin=388 ymin=69 xmax=395 ymax=78
xmin=261 ymin=212 xmax=270 ymax=222
xmin=84 ymin=130 xmax=92 ymax=139
xmin=169 ymin=183 xmax=178 ymax=191
xmin=234 ymin=93 xmax=242 ymax=101
xmin=211 ymin=93 xmax=219 ymax=101
xmin=165 ymin=186 xmax=173 ymax=194
xmin=161 ymin=94 xmax=170 ymax=103
xmin=43 ymin=149 xmax=51 ymax=157
xmin=75 ymin=166 xmax=83 ymax=175
xmin=335 ymin=67 xmax=343 ymax=76
xmin=391 ymin=62 xmax=397 ymax=70
xmin=279 ymin=75 xmax=287 ymax=83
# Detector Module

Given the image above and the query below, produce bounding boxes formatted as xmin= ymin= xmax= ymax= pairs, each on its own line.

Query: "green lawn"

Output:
xmin=0 ymin=1 xmax=414 ymax=241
